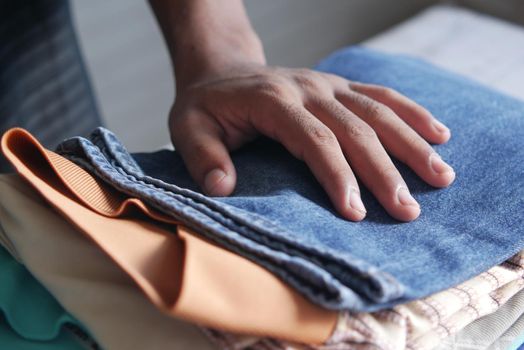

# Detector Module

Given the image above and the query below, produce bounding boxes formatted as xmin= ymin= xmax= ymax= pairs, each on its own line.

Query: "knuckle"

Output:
xmin=323 ymin=73 xmax=349 ymax=91
xmin=258 ymin=82 xmax=284 ymax=97
xmin=256 ymin=77 xmax=290 ymax=100
xmin=406 ymin=134 xmax=433 ymax=156
xmin=364 ymin=100 xmax=392 ymax=124
xmin=294 ymin=68 xmax=316 ymax=78
xmin=317 ymin=98 xmax=339 ymax=111
xmin=414 ymin=105 xmax=433 ymax=122
xmin=192 ymin=141 xmax=210 ymax=157
xmin=293 ymin=70 xmax=320 ymax=89
xmin=325 ymin=166 xmax=350 ymax=187
xmin=375 ymin=86 xmax=397 ymax=100
xmin=170 ymin=117 xmax=201 ymax=147
xmin=378 ymin=165 xmax=400 ymax=180
xmin=324 ymin=72 xmax=346 ymax=84
xmin=344 ymin=122 xmax=377 ymax=139
xmin=169 ymin=114 xmax=190 ymax=137
xmin=332 ymin=165 xmax=351 ymax=181
xmin=306 ymin=97 xmax=336 ymax=113
xmin=365 ymin=100 xmax=385 ymax=117
xmin=278 ymin=102 xmax=304 ymax=122
xmin=307 ymin=125 xmax=338 ymax=147
xmin=174 ymin=112 xmax=200 ymax=130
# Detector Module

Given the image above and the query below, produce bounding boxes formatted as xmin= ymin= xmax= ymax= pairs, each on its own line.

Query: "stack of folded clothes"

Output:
xmin=0 ymin=47 xmax=523 ymax=350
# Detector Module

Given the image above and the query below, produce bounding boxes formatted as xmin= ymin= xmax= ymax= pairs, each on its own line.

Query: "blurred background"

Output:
xmin=70 ymin=0 xmax=524 ymax=151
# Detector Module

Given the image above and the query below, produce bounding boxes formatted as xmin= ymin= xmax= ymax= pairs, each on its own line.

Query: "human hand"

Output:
xmin=149 ymin=0 xmax=454 ymax=222
xmin=169 ymin=64 xmax=455 ymax=222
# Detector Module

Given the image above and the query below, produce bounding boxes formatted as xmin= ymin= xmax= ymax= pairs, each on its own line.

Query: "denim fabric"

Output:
xmin=56 ymin=47 xmax=524 ymax=312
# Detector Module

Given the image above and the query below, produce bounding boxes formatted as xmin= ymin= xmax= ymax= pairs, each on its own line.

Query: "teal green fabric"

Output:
xmin=0 ymin=245 xmax=88 ymax=349
xmin=0 ymin=316 xmax=83 ymax=350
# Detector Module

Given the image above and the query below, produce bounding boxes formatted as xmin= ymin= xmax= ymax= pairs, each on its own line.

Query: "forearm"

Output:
xmin=148 ymin=0 xmax=266 ymax=90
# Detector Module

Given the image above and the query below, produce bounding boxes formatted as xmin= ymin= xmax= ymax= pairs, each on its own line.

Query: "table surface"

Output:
xmin=364 ymin=4 xmax=524 ymax=101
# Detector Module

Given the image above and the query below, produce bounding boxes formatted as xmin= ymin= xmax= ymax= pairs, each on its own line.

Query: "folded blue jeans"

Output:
xmin=55 ymin=47 xmax=524 ymax=312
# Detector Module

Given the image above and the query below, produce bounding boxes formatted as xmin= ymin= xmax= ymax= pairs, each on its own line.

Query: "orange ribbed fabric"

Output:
xmin=1 ymin=128 xmax=338 ymax=344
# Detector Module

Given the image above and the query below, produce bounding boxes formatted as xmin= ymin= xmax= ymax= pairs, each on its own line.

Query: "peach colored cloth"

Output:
xmin=0 ymin=174 xmax=216 ymax=350
xmin=1 ymin=127 xmax=337 ymax=344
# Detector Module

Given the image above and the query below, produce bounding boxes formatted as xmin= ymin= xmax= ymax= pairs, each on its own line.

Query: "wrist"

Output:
xmin=149 ymin=0 xmax=267 ymax=92
xmin=174 ymin=28 xmax=266 ymax=90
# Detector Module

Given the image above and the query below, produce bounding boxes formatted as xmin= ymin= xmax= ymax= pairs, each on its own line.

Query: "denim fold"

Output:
xmin=56 ymin=47 xmax=524 ymax=311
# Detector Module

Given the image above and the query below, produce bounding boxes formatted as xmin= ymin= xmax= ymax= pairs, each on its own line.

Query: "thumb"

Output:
xmin=170 ymin=109 xmax=237 ymax=196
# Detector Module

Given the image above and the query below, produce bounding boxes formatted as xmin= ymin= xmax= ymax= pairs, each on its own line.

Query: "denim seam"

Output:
xmin=59 ymin=153 xmax=355 ymax=307
xmin=58 ymin=142 xmax=403 ymax=308
xmin=86 ymin=132 xmax=401 ymax=295
xmin=88 ymin=130 xmax=404 ymax=299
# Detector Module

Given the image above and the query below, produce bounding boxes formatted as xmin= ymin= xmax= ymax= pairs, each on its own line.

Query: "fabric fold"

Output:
xmin=207 ymin=253 xmax=524 ymax=350
xmin=0 ymin=129 xmax=337 ymax=344
xmin=0 ymin=246 xmax=83 ymax=345
xmin=1 ymin=46 xmax=523 ymax=350
xmin=0 ymin=174 xmax=216 ymax=350
xmin=2 ymin=128 xmax=524 ymax=349
xmin=47 ymin=47 xmax=524 ymax=312
xmin=436 ymin=288 xmax=524 ymax=350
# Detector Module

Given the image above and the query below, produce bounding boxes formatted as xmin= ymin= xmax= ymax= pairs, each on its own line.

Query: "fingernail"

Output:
xmin=433 ymin=120 xmax=449 ymax=133
xmin=204 ymin=168 xmax=227 ymax=195
xmin=397 ymin=186 xmax=419 ymax=207
xmin=349 ymin=188 xmax=366 ymax=214
xmin=429 ymin=153 xmax=454 ymax=174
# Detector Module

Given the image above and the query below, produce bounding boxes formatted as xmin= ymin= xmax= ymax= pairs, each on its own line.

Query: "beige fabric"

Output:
xmin=0 ymin=127 xmax=337 ymax=343
xmin=435 ymin=288 xmax=524 ymax=350
xmin=0 ymin=218 xmax=19 ymax=263
xmin=487 ymin=314 xmax=524 ymax=350
xmin=0 ymin=174 xmax=216 ymax=350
